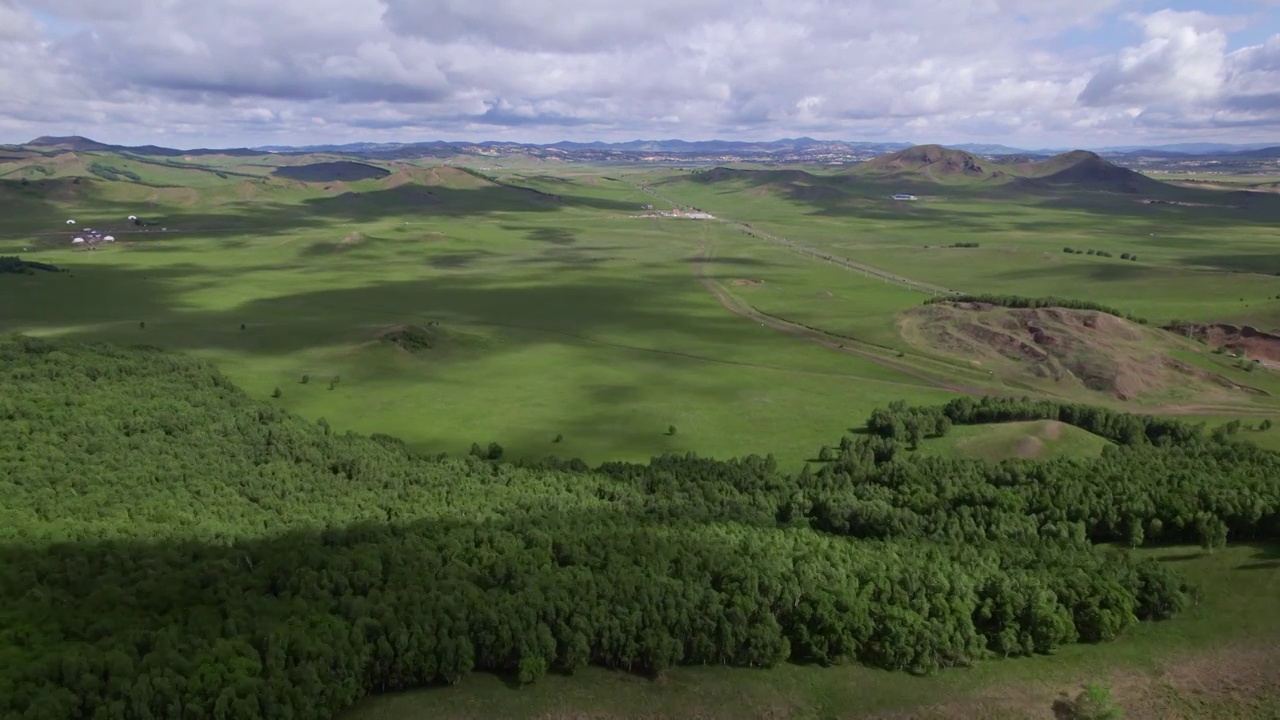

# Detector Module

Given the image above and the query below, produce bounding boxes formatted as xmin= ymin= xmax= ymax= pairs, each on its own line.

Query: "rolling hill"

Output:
xmin=677 ymin=144 xmax=1185 ymax=201
xmin=854 ymin=144 xmax=1006 ymax=182
xmin=1012 ymin=150 xmax=1164 ymax=193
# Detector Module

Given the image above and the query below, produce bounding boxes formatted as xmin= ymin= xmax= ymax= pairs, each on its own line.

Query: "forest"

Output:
xmin=2 ymin=336 xmax=1278 ymax=720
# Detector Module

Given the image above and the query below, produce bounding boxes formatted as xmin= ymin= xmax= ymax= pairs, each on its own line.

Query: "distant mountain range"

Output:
xmin=10 ymin=134 xmax=1280 ymax=165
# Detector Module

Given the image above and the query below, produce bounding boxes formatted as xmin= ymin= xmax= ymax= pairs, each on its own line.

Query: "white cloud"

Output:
xmin=1078 ymin=10 xmax=1280 ymax=137
xmin=1079 ymin=10 xmax=1229 ymax=107
xmin=0 ymin=0 xmax=1276 ymax=147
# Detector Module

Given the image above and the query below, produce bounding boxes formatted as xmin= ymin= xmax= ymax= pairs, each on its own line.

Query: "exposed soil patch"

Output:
xmin=1014 ymin=436 xmax=1045 ymax=458
xmin=865 ymin=639 xmax=1280 ymax=720
xmin=731 ymin=278 xmax=764 ymax=287
xmin=378 ymin=324 xmax=442 ymax=354
xmin=1169 ymin=323 xmax=1280 ymax=364
xmin=1041 ymin=420 xmax=1064 ymax=440
xmin=901 ymin=302 xmax=1264 ymax=402
xmin=817 ymin=291 xmax=834 ymax=299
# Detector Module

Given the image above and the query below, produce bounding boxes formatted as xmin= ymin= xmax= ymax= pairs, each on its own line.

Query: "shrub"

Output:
xmin=1061 ymin=683 xmax=1125 ymax=720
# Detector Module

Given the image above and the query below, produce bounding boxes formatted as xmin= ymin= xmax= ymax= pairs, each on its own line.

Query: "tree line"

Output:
xmin=2 ymin=337 xmax=1277 ymax=720
xmin=0 ymin=256 xmax=62 ymax=275
xmin=925 ymin=294 xmax=1148 ymax=325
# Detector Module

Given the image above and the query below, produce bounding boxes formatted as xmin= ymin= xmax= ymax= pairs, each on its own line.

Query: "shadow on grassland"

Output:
xmin=0 ymin=262 xmax=772 ymax=362
xmin=2 ymin=177 xmax=644 ymax=242
xmin=988 ymin=261 xmax=1155 ymax=284
xmin=670 ymin=168 xmax=1280 ymax=231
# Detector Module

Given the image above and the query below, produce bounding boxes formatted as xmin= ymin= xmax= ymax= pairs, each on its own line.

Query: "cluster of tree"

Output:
xmin=1061 ymin=247 xmax=1137 ymax=261
xmin=948 ymin=242 xmax=980 ymax=248
xmin=3 ymin=337 xmax=1277 ymax=720
xmin=926 ymin=294 xmax=1148 ymax=325
xmin=0 ymin=256 xmax=62 ymax=275
xmin=88 ymin=162 xmax=143 ymax=183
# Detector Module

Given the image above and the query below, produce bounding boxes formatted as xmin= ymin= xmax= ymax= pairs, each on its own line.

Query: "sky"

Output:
xmin=1 ymin=0 xmax=1278 ymax=149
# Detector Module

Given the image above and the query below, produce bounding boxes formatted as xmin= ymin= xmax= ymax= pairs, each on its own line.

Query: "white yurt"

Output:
xmin=103 ymin=235 xmax=115 ymax=242
xmin=66 ymin=219 xmax=76 ymax=225
xmin=127 ymin=215 xmax=138 ymax=221
xmin=72 ymin=237 xmax=85 ymax=244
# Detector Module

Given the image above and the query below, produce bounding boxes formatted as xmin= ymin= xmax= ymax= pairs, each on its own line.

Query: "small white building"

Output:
xmin=103 ymin=235 xmax=115 ymax=242
xmin=66 ymin=219 xmax=76 ymax=225
xmin=72 ymin=237 xmax=85 ymax=244
xmin=127 ymin=215 xmax=138 ymax=221
xmin=891 ymin=194 xmax=918 ymax=201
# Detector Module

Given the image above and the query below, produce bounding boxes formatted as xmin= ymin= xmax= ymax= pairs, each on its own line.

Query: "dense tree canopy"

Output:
xmin=1 ymin=336 xmax=1276 ymax=719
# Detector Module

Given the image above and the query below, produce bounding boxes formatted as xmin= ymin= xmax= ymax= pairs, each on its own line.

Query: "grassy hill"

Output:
xmin=917 ymin=419 xmax=1111 ymax=461
xmin=853 ymin=144 xmax=1008 ymax=183
xmin=672 ymin=145 xmax=1192 ymax=207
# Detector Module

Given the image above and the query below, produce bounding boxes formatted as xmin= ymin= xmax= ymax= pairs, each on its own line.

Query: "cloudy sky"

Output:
xmin=1 ymin=0 xmax=1278 ymax=148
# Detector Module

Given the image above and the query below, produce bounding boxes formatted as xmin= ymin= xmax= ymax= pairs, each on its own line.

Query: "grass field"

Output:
xmin=5 ymin=152 xmax=1280 ymax=462
xmin=0 ymin=156 xmax=960 ymax=466
xmin=915 ymin=419 xmax=1112 ymax=462
xmin=341 ymin=543 xmax=1280 ymax=720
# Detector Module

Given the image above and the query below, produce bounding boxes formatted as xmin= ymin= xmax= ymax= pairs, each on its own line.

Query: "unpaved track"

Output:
xmin=692 ymin=240 xmax=983 ymax=395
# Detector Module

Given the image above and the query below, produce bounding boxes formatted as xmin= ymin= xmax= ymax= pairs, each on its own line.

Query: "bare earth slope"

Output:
xmin=900 ymin=302 xmax=1264 ymax=402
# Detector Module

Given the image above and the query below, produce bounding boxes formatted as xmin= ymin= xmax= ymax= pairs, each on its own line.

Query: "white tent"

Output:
xmin=103 ymin=235 xmax=115 ymax=242
xmin=72 ymin=237 xmax=85 ymax=244
xmin=127 ymin=215 xmax=137 ymax=220
xmin=66 ymin=219 xmax=76 ymax=225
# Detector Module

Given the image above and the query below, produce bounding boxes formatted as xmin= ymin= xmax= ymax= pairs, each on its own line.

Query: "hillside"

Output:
xmin=855 ymin=144 xmax=1004 ymax=181
xmin=1013 ymin=150 xmax=1165 ymax=193
xmin=899 ymin=301 xmax=1262 ymax=402
xmin=7 ymin=336 xmax=1280 ymax=718
xmin=918 ymin=419 xmax=1111 ymax=462
xmin=26 ymin=135 xmax=114 ymax=152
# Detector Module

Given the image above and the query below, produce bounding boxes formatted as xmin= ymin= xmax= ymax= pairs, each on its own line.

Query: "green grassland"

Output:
xmin=5 ymin=148 xmax=1280 ymax=462
xmin=914 ymin=419 xmax=1112 ymax=462
xmin=650 ymin=164 xmax=1280 ymax=330
xmin=0 ymin=155 xmax=955 ymax=466
xmin=637 ymin=157 xmax=1280 ymax=418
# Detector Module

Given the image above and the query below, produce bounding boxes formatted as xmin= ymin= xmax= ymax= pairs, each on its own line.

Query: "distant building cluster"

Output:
xmin=891 ymin=193 xmax=918 ymax=201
